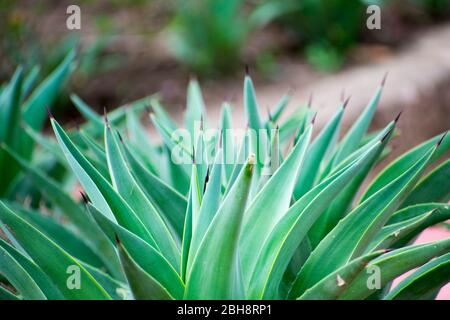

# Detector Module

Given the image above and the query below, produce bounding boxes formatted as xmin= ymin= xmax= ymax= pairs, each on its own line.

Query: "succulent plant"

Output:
xmin=0 ymin=50 xmax=75 ymax=198
xmin=0 ymin=74 xmax=449 ymax=300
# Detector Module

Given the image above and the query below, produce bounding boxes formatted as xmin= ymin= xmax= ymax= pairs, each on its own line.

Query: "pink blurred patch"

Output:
xmin=392 ymin=226 xmax=450 ymax=300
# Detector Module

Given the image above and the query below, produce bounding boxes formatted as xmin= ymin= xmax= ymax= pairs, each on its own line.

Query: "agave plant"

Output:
xmin=0 ymin=50 xmax=77 ymax=202
xmin=0 ymin=73 xmax=449 ymax=300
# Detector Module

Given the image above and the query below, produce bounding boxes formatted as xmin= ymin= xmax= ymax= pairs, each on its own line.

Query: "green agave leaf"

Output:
xmin=0 ymin=66 xmax=23 ymax=145
xmin=361 ymin=132 xmax=450 ymax=202
xmin=240 ymin=125 xmax=312 ymax=287
xmin=279 ymin=107 xmax=310 ymax=144
xmin=225 ymin=128 xmax=251 ymax=195
xmin=185 ymin=155 xmax=255 ymax=299
xmin=365 ymin=210 xmax=435 ymax=253
xmin=108 ymin=95 xmax=154 ymax=125
xmin=387 ymin=202 xmax=449 ymax=225
xmin=2 ymin=145 xmax=122 ymax=278
xmin=247 ymin=140 xmax=384 ymax=299
xmin=0 ymin=243 xmax=46 ymax=299
xmin=117 ymin=240 xmax=173 ymax=300
xmin=180 ymin=160 xmax=204 ymax=280
xmin=70 ymin=94 xmax=104 ymax=128
xmin=105 ymin=126 xmax=181 ymax=270
xmin=12 ymin=206 xmax=105 ymax=269
xmin=308 ymin=122 xmax=395 ymax=247
xmin=150 ymin=99 xmax=178 ymax=132
xmin=3 ymin=145 xmax=85 ymax=226
xmin=22 ymin=65 xmax=40 ymax=99
xmin=320 ymin=124 xmax=394 ymax=182
xmin=0 ymin=284 xmax=19 ymax=300
xmin=51 ymin=118 xmax=156 ymax=247
xmin=401 ymin=159 xmax=450 ymax=208
xmin=384 ymin=252 xmax=450 ymax=300
xmin=369 ymin=204 xmax=450 ymax=252
xmin=0 ymin=202 xmax=110 ymax=299
xmin=150 ymin=113 xmax=192 ymax=182
xmin=187 ymin=149 xmax=223 ymax=272
xmin=126 ymin=109 xmax=159 ymax=171
xmin=193 ymin=130 xmax=208 ymax=198
xmin=338 ymin=238 xmax=450 ymax=299
xmin=74 ymin=94 xmax=154 ymax=136
xmin=0 ymin=67 xmax=23 ymax=194
xmin=23 ymin=49 xmax=75 ymax=132
xmin=81 ymin=263 xmax=129 ymax=300
xmin=299 ymin=250 xmax=385 ymax=300
xmin=181 ymin=185 xmax=193 ymax=282
xmin=270 ymin=91 xmax=291 ymax=123
xmin=289 ymin=142 xmax=437 ymax=298
xmin=280 ymin=237 xmax=311 ymax=295
xmin=76 ymin=130 xmax=110 ymax=178
xmin=166 ymin=146 xmax=191 ymax=195
xmin=22 ymin=124 xmax=66 ymax=165
xmin=257 ymin=127 xmax=280 ymax=190
xmin=151 ymin=113 xmax=190 ymax=155
xmin=189 ymin=162 xmax=203 ymax=236
xmin=331 ymin=83 xmax=384 ymax=167
xmin=220 ymin=103 xmax=235 ymax=183
xmin=293 ymin=106 xmax=344 ymax=200
xmin=185 ymin=79 xmax=207 ymax=139
xmin=244 ymin=75 xmax=262 ymax=131
xmin=88 ymin=204 xmax=184 ymax=299
xmin=0 ymin=239 xmax=63 ymax=299
xmin=122 ymin=143 xmax=187 ymax=240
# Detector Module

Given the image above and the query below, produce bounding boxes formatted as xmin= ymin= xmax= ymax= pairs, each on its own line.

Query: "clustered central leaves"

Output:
xmin=0 ymin=53 xmax=449 ymax=300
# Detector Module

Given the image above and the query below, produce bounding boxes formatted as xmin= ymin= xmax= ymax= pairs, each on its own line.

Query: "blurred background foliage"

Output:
xmin=2 ymin=0 xmax=450 ymax=77
xmin=1 ymin=0 xmax=449 ymax=114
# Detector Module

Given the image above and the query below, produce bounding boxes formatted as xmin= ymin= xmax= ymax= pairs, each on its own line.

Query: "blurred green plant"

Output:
xmin=167 ymin=0 xmax=250 ymax=75
xmin=251 ymin=0 xmax=450 ymax=71
xmin=0 ymin=50 xmax=76 ymax=199
xmin=0 ymin=71 xmax=449 ymax=300
xmin=251 ymin=0 xmax=382 ymax=72
xmin=1 ymin=1 xmax=119 ymax=83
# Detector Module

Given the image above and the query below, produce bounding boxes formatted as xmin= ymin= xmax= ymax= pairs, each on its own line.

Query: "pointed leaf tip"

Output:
xmin=114 ymin=233 xmax=121 ymax=245
xmin=203 ymin=168 xmax=210 ymax=193
xmin=307 ymin=93 xmax=313 ymax=108
xmin=103 ymin=107 xmax=110 ymax=127
xmin=381 ymin=71 xmax=389 ymax=87
xmin=46 ymin=106 xmax=54 ymax=119
xmin=343 ymin=95 xmax=351 ymax=109
xmin=381 ymin=126 xmax=394 ymax=143
xmin=79 ymin=191 xmax=90 ymax=204
xmin=117 ymin=130 xmax=124 ymax=143
xmin=437 ymin=131 xmax=448 ymax=146
xmin=311 ymin=112 xmax=318 ymax=124
xmin=267 ymin=107 xmax=273 ymax=122
xmin=394 ymin=110 xmax=403 ymax=123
